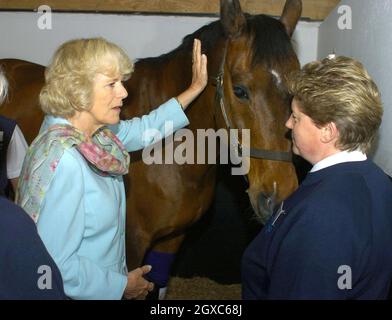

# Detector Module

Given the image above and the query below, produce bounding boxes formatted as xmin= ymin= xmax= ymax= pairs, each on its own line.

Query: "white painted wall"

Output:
xmin=318 ymin=0 xmax=392 ymax=175
xmin=0 ymin=12 xmax=319 ymax=66
xmin=293 ymin=20 xmax=320 ymax=67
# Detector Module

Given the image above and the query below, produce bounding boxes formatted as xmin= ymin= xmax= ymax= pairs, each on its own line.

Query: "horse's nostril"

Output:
xmin=266 ymin=197 xmax=272 ymax=208
xmin=258 ymin=192 xmax=275 ymax=211
xmin=257 ymin=192 xmax=276 ymax=224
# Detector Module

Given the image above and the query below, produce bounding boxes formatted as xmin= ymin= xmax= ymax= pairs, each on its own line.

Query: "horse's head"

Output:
xmin=123 ymin=0 xmax=302 ymax=223
xmin=214 ymin=0 xmax=302 ymax=222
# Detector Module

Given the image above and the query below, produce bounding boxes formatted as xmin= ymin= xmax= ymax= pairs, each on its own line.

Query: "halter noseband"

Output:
xmin=213 ymin=41 xmax=292 ymax=163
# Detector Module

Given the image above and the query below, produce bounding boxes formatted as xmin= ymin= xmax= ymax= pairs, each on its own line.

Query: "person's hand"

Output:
xmin=176 ymin=38 xmax=208 ymax=110
xmin=190 ymin=38 xmax=208 ymax=96
xmin=123 ymin=265 xmax=154 ymax=300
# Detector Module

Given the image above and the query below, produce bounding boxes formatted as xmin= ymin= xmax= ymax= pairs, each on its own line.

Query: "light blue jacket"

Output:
xmin=37 ymin=98 xmax=189 ymax=299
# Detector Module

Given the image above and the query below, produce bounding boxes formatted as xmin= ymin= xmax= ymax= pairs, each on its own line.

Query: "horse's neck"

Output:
xmin=123 ymin=53 xmax=216 ymax=130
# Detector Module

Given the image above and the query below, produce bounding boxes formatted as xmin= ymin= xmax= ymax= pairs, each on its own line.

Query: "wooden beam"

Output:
xmin=0 ymin=0 xmax=341 ymax=21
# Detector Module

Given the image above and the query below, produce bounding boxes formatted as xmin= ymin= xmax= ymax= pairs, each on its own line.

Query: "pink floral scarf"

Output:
xmin=16 ymin=124 xmax=130 ymax=222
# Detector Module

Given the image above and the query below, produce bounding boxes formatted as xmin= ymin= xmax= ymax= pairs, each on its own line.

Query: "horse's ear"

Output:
xmin=280 ymin=0 xmax=302 ymax=38
xmin=220 ymin=0 xmax=246 ymax=38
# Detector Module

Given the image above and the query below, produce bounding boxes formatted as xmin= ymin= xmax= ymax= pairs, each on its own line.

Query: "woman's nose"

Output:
xmin=118 ymin=83 xmax=128 ymax=99
xmin=285 ymin=114 xmax=293 ymax=129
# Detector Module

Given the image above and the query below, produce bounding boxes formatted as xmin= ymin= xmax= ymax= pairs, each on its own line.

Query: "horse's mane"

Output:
xmin=247 ymin=15 xmax=296 ymax=66
xmin=139 ymin=14 xmax=296 ymax=67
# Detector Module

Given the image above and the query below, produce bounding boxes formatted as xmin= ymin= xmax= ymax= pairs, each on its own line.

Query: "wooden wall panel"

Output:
xmin=0 ymin=0 xmax=341 ymax=21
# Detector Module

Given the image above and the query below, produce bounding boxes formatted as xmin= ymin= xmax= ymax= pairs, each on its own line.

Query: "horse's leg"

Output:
xmin=125 ymin=160 xmax=217 ymax=299
xmin=125 ymin=217 xmax=152 ymax=271
xmin=143 ymin=234 xmax=185 ymax=300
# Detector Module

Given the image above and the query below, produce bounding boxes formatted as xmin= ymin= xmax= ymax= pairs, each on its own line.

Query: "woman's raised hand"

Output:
xmin=176 ymin=38 xmax=208 ymax=110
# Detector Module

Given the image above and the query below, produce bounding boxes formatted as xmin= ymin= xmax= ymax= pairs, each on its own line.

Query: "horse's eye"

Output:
xmin=233 ymin=85 xmax=249 ymax=101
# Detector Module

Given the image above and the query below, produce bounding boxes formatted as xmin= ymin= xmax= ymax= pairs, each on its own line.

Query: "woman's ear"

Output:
xmin=320 ymin=122 xmax=339 ymax=144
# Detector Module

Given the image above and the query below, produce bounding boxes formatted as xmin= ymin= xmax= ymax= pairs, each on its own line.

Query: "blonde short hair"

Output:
xmin=0 ymin=66 xmax=8 ymax=105
xmin=40 ymin=37 xmax=134 ymax=118
xmin=288 ymin=56 xmax=382 ymax=153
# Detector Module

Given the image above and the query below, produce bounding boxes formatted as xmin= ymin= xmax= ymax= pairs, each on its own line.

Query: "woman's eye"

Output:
xmin=233 ymin=85 xmax=249 ymax=100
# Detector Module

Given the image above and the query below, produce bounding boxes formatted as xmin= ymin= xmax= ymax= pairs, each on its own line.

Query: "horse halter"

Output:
xmin=213 ymin=41 xmax=293 ymax=163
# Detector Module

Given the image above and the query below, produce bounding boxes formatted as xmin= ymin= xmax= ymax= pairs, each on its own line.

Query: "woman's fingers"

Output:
xmin=193 ymin=39 xmax=202 ymax=66
xmin=175 ymin=39 xmax=208 ymax=110
xmin=192 ymin=39 xmax=207 ymax=88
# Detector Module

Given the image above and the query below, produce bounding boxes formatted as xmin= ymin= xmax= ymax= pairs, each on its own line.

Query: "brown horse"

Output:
xmin=1 ymin=0 xmax=302 ymax=293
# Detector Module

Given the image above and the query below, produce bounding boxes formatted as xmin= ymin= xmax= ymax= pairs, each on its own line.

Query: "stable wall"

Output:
xmin=0 ymin=12 xmax=319 ymax=66
xmin=318 ymin=0 xmax=392 ymax=175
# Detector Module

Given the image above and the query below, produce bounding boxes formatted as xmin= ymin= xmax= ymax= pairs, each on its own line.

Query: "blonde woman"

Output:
xmin=17 ymin=38 xmax=207 ymax=300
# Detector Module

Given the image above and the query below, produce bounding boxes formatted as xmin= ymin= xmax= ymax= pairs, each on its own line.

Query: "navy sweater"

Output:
xmin=0 ymin=196 xmax=66 ymax=299
xmin=242 ymin=160 xmax=392 ymax=299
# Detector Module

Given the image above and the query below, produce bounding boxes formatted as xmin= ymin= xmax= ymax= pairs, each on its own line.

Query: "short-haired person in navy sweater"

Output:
xmin=242 ymin=56 xmax=392 ymax=299
xmin=0 ymin=67 xmax=66 ymax=299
